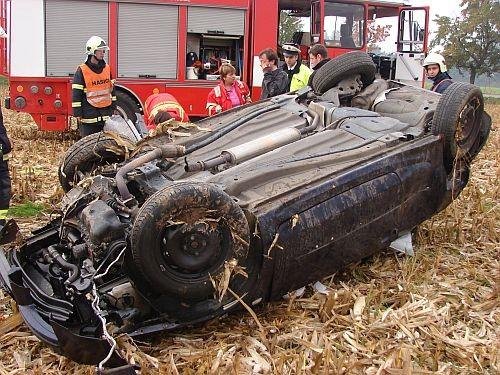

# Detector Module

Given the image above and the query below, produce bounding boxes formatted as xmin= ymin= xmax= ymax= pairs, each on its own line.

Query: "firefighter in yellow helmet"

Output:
xmin=72 ymin=36 xmax=117 ymax=137
xmin=422 ymin=53 xmax=454 ymax=94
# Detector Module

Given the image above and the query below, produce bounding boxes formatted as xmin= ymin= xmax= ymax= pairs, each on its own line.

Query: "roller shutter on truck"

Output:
xmin=45 ymin=0 xmax=109 ymax=77
xmin=188 ymin=7 xmax=245 ymax=35
xmin=118 ymin=3 xmax=178 ymax=79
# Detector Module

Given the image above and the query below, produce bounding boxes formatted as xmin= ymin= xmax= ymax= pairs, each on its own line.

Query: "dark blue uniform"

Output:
xmin=0 ymin=108 xmax=12 ymax=225
xmin=430 ymin=72 xmax=453 ymax=94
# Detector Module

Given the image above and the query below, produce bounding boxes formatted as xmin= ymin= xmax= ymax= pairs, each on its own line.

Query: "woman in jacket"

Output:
xmin=206 ymin=64 xmax=251 ymax=116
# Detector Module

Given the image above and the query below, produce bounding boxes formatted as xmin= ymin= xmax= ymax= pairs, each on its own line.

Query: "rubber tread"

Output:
xmin=311 ymin=51 xmax=376 ymax=94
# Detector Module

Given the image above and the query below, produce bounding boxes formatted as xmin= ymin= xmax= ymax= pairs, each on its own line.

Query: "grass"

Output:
xmin=8 ymin=201 xmax=46 ymax=217
xmin=480 ymin=86 xmax=500 ymax=95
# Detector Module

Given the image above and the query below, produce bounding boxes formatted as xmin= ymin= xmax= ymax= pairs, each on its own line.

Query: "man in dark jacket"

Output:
xmin=72 ymin=36 xmax=117 ymax=137
xmin=259 ymin=48 xmax=289 ymax=99
xmin=0 ymin=108 xmax=12 ymax=229
xmin=422 ymin=53 xmax=453 ymax=94
xmin=308 ymin=43 xmax=330 ymax=86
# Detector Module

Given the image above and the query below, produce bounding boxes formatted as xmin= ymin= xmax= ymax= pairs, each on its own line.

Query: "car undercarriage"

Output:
xmin=0 ymin=52 xmax=491 ymax=373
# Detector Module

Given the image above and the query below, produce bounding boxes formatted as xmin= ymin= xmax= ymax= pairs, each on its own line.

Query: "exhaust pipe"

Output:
xmin=116 ymin=145 xmax=185 ymax=201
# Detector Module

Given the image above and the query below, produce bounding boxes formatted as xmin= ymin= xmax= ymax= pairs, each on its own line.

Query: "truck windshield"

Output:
xmin=324 ymin=1 xmax=365 ymax=48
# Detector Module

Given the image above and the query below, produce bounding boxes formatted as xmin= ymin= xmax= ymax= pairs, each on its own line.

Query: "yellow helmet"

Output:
xmin=423 ymin=53 xmax=447 ymax=73
xmin=85 ymin=36 xmax=109 ymax=56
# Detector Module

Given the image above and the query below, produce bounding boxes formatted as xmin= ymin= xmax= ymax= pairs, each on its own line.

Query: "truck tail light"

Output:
xmin=14 ymin=96 xmax=27 ymax=109
xmin=54 ymin=99 xmax=62 ymax=108
xmin=30 ymin=85 xmax=39 ymax=94
xmin=44 ymin=86 xmax=53 ymax=95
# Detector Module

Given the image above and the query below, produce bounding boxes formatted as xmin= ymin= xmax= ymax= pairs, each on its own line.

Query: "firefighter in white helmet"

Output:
xmin=72 ymin=36 xmax=117 ymax=137
xmin=422 ymin=53 xmax=454 ymax=94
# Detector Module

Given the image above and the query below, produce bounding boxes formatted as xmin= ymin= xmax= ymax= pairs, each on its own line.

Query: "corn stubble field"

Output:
xmin=0 ymin=97 xmax=498 ymax=374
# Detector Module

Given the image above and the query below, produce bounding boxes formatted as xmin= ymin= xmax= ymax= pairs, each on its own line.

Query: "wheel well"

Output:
xmin=114 ymin=85 xmax=144 ymax=114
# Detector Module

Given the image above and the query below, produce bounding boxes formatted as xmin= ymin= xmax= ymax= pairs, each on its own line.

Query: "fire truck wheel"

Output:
xmin=115 ymin=91 xmax=139 ymax=124
xmin=58 ymin=132 xmax=132 ymax=192
xmin=311 ymin=52 xmax=376 ymax=94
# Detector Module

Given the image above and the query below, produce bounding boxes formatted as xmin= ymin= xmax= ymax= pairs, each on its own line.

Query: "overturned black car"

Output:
xmin=0 ymin=52 xmax=491 ymax=371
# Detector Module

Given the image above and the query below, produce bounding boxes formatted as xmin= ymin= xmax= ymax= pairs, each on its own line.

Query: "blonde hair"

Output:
xmin=219 ymin=63 xmax=236 ymax=79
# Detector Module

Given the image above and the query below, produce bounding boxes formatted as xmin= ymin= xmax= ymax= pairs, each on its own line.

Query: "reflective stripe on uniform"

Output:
xmin=2 ymin=154 xmax=9 ymax=161
xmin=80 ymin=115 xmax=110 ymax=124
xmin=0 ymin=209 xmax=8 ymax=220
xmin=72 ymin=84 xmax=84 ymax=90
xmin=80 ymin=63 xmax=113 ymax=108
xmin=72 ymin=102 xmax=82 ymax=107
xmin=111 ymin=96 xmax=117 ymax=101
xmin=149 ymin=101 xmax=186 ymax=120
xmin=206 ymin=103 xmax=222 ymax=116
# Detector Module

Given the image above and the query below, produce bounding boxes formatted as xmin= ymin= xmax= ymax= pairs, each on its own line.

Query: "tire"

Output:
xmin=58 ymin=132 xmax=130 ymax=192
xmin=431 ymin=82 xmax=484 ymax=172
xmin=311 ymin=51 xmax=376 ymax=94
xmin=467 ymin=112 xmax=491 ymax=160
xmin=115 ymin=91 xmax=139 ymax=124
xmin=130 ymin=182 xmax=254 ymax=319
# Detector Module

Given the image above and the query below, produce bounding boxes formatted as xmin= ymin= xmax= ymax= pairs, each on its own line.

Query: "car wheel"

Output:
xmin=467 ymin=112 xmax=491 ymax=160
xmin=115 ymin=91 xmax=139 ymax=124
xmin=130 ymin=182 xmax=253 ymax=319
xmin=311 ymin=51 xmax=376 ymax=94
xmin=431 ymin=82 xmax=484 ymax=172
xmin=58 ymin=132 xmax=132 ymax=192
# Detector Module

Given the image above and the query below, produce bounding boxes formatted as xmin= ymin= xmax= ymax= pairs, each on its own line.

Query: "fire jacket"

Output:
xmin=430 ymin=72 xmax=453 ymax=94
xmin=144 ymin=93 xmax=189 ymax=129
xmin=0 ymin=109 xmax=11 ymax=221
xmin=72 ymin=57 xmax=116 ymax=125
xmin=206 ymin=80 xmax=251 ymax=116
xmin=0 ymin=110 xmax=11 ymax=159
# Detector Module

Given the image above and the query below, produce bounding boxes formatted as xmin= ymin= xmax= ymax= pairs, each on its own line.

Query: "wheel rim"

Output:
xmin=161 ymin=219 xmax=230 ymax=277
xmin=455 ymin=95 xmax=482 ymax=158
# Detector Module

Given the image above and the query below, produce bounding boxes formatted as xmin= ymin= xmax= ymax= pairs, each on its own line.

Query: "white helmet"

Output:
xmin=85 ymin=36 xmax=109 ymax=55
xmin=423 ymin=53 xmax=447 ymax=73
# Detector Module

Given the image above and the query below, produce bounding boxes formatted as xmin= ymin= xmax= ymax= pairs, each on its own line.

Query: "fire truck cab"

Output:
xmin=0 ymin=0 xmax=428 ymax=131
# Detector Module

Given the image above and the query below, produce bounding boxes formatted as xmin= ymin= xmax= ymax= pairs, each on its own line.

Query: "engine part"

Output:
xmin=80 ymin=200 xmax=124 ymax=245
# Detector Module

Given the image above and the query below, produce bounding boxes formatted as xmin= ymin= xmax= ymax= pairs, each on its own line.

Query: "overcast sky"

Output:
xmin=370 ymin=0 xmax=463 ymax=52
xmin=409 ymin=0 xmax=462 ymax=30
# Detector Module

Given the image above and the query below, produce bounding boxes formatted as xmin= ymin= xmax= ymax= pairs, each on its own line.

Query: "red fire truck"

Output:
xmin=0 ymin=0 xmax=428 ymax=131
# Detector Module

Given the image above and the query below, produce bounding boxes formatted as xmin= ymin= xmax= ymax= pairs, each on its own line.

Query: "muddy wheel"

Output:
xmin=130 ymin=182 xmax=254 ymax=319
xmin=115 ymin=91 xmax=139 ymax=124
xmin=58 ymin=132 xmax=132 ymax=192
xmin=311 ymin=51 xmax=376 ymax=94
xmin=431 ymin=82 xmax=484 ymax=172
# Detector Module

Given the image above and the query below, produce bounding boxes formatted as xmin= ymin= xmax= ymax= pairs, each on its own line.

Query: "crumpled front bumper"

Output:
xmin=0 ymin=248 xmax=128 ymax=367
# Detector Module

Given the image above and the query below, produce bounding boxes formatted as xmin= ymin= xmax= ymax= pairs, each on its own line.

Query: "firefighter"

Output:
xmin=0 ymin=30 xmax=11 ymax=231
xmin=143 ymin=93 xmax=189 ymax=130
xmin=422 ymin=53 xmax=454 ymax=94
xmin=72 ymin=36 xmax=117 ymax=137
xmin=281 ymin=43 xmax=312 ymax=92
xmin=206 ymin=64 xmax=251 ymax=116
